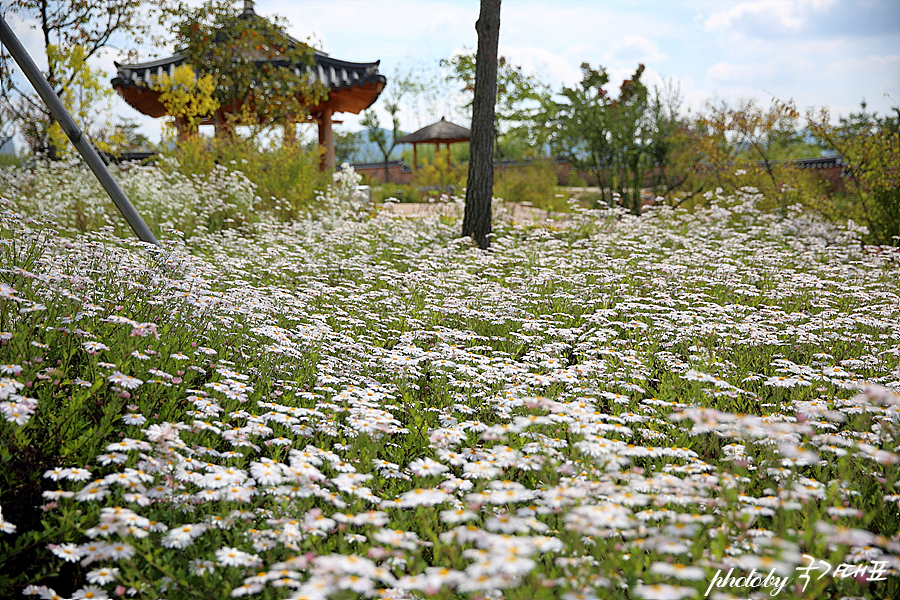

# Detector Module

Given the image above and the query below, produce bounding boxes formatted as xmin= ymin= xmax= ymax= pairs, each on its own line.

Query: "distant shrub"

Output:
xmin=0 ymin=154 xmax=22 ymax=168
xmin=807 ymin=107 xmax=900 ymax=245
xmin=166 ymin=135 xmax=329 ymax=217
xmin=672 ymin=164 xmax=832 ymax=216
xmin=493 ymin=160 xmax=566 ymax=211
xmin=374 ymin=183 xmax=421 ymax=203
xmin=412 ymin=155 xmax=466 ymax=198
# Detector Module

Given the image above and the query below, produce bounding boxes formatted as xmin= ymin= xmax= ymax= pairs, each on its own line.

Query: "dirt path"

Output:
xmin=379 ymin=201 xmax=555 ymax=224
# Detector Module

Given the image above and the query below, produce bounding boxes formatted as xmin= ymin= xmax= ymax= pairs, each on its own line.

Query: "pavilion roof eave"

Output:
xmin=113 ymin=74 xmax=385 ymax=119
xmin=400 ymin=137 xmax=470 ymax=145
xmin=113 ymin=53 xmax=186 ymax=71
xmin=112 ymin=52 xmax=385 ymax=118
xmin=113 ymin=48 xmax=346 ymax=72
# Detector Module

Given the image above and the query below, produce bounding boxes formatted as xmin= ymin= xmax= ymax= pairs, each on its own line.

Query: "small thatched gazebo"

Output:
xmin=395 ymin=117 xmax=470 ymax=171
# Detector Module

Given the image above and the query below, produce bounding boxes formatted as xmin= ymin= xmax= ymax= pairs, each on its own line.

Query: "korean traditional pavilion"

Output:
xmin=396 ymin=117 xmax=470 ymax=171
xmin=110 ymin=1 xmax=385 ymax=170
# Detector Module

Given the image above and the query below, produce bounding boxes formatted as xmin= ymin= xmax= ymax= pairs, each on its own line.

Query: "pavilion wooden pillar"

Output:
xmin=174 ymin=117 xmax=189 ymax=142
xmin=317 ymin=107 xmax=335 ymax=171
xmin=412 ymin=143 xmax=418 ymax=171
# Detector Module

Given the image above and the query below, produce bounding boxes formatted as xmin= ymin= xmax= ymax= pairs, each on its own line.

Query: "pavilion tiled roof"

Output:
xmin=111 ymin=50 xmax=385 ymax=118
xmin=112 ymin=51 xmax=382 ymax=94
xmin=110 ymin=3 xmax=385 ymax=119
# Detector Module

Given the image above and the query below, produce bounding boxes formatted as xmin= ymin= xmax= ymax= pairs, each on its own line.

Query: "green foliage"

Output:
xmin=664 ymin=98 xmax=834 ymax=214
xmin=4 ymin=0 xmax=152 ymax=156
xmin=807 ymin=103 xmax=900 ymax=245
xmin=554 ymin=63 xmax=653 ymax=215
xmin=443 ymin=51 xmax=553 ymax=159
xmin=399 ymin=141 xmax=470 ymax=168
xmin=93 ymin=118 xmax=156 ymax=156
xmin=164 ymin=0 xmax=326 ymax=129
xmin=493 ymin=160 xmax=563 ymax=211
xmin=412 ymin=151 xmax=466 ymax=195
xmin=361 ymin=108 xmax=402 ymax=183
xmin=0 ymin=153 xmax=22 ymax=168
xmin=166 ymin=134 xmax=328 ymax=217
xmin=372 ymin=183 xmax=421 ymax=203
xmin=332 ymin=128 xmax=364 ymax=165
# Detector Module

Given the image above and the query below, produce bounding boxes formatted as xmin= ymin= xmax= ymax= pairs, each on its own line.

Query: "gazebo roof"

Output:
xmin=396 ymin=117 xmax=470 ymax=144
xmin=110 ymin=3 xmax=385 ymax=119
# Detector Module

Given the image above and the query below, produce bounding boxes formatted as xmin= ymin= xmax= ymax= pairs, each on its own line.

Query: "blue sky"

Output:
xmin=6 ymin=0 xmax=900 ymax=144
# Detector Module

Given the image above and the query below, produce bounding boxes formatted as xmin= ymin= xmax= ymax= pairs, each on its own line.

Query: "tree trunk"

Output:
xmin=462 ymin=0 xmax=500 ymax=250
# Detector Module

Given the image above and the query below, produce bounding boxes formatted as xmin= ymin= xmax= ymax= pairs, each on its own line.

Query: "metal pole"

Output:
xmin=0 ymin=17 xmax=159 ymax=246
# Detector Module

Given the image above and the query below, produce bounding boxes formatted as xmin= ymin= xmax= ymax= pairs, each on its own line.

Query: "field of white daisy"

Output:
xmin=1 ymin=162 xmax=898 ymax=600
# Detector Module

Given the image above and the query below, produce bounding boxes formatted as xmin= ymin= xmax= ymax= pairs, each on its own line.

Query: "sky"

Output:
xmin=4 ymin=0 xmax=900 ymax=146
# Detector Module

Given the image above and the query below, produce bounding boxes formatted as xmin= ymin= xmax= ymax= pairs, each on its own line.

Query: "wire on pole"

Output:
xmin=0 ymin=16 xmax=160 ymax=246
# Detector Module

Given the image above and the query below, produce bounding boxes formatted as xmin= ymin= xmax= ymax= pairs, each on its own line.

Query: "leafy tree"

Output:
xmin=645 ymin=77 xmax=687 ymax=196
xmin=360 ymin=66 xmax=430 ymax=181
xmin=552 ymin=64 xmax=610 ymax=192
xmin=554 ymin=63 xmax=652 ymax=214
xmin=808 ymin=102 xmax=900 ymax=244
xmin=443 ymin=51 xmax=551 ymax=159
xmin=163 ymin=0 xmax=325 ymax=134
xmin=462 ymin=0 xmax=500 ymax=250
xmin=10 ymin=44 xmax=120 ymax=157
xmin=151 ymin=64 xmax=220 ymax=139
xmin=666 ymin=97 xmax=829 ymax=213
xmin=608 ymin=64 xmax=651 ymax=214
xmin=361 ymin=103 xmax=402 ymax=183
xmin=46 ymin=45 xmax=121 ymax=156
xmin=333 ymin=128 xmax=363 ymax=165
xmin=724 ymin=98 xmax=805 ymax=190
xmin=2 ymin=0 xmax=153 ymax=156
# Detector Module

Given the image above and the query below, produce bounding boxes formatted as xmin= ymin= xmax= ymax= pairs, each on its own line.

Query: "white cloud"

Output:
xmin=707 ymin=56 xmax=816 ymax=86
xmin=603 ymin=35 xmax=668 ymax=65
xmin=498 ymin=45 xmax=582 ymax=88
xmin=705 ymin=0 xmax=836 ymax=34
xmin=826 ymin=53 xmax=900 ymax=79
xmin=4 ymin=0 xmax=898 ymax=143
xmin=270 ymin=0 xmax=476 ymax=60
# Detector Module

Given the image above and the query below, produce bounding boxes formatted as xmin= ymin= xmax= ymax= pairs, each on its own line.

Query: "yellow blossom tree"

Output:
xmin=44 ymin=44 xmax=119 ymax=158
xmin=152 ymin=65 xmax=220 ymax=140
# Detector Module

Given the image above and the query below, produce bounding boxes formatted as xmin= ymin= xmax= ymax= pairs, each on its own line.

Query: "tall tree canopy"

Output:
xmin=554 ymin=63 xmax=652 ymax=214
xmin=2 ymin=0 xmax=153 ymax=155
xmin=443 ymin=50 xmax=551 ymax=160
xmin=462 ymin=0 xmax=500 ymax=250
xmin=163 ymin=0 xmax=326 ymax=132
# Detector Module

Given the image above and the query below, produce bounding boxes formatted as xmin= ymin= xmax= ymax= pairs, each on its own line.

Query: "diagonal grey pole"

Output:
xmin=0 ymin=16 xmax=159 ymax=246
